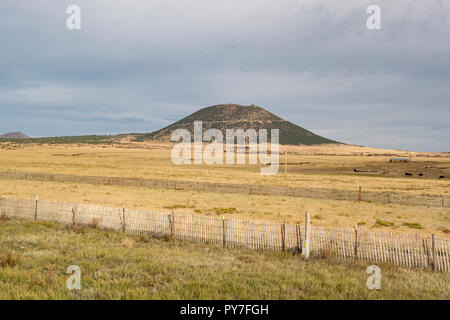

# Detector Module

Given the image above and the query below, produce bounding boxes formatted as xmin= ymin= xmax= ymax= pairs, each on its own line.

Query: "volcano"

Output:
xmin=0 ymin=132 xmax=30 ymax=139
xmin=140 ymin=104 xmax=339 ymax=145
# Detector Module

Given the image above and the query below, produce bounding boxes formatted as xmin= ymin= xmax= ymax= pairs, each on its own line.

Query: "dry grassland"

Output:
xmin=0 ymin=142 xmax=449 ymax=237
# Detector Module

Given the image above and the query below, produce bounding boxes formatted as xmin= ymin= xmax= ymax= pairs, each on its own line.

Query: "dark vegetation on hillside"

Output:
xmin=0 ymin=135 xmax=115 ymax=145
xmin=135 ymin=104 xmax=339 ymax=145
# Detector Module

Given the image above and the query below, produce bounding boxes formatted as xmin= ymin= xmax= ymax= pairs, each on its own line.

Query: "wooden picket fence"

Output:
xmin=0 ymin=195 xmax=448 ymax=272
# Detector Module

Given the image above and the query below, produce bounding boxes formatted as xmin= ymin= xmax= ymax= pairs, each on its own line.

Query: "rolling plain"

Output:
xmin=0 ymin=141 xmax=449 ymax=236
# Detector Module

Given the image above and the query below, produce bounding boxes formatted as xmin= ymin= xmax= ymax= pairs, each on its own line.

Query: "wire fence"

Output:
xmin=0 ymin=171 xmax=448 ymax=208
xmin=0 ymin=195 xmax=448 ymax=272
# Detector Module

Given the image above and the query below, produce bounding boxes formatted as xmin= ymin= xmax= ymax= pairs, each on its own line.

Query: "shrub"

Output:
xmin=164 ymin=204 xmax=195 ymax=210
xmin=212 ymin=207 xmax=237 ymax=215
xmin=402 ymin=222 xmax=422 ymax=229
xmin=0 ymin=213 xmax=9 ymax=224
xmin=438 ymin=226 xmax=450 ymax=234
xmin=318 ymin=246 xmax=333 ymax=260
xmin=0 ymin=250 xmax=21 ymax=267
xmin=88 ymin=218 xmax=101 ymax=229
xmin=374 ymin=219 xmax=394 ymax=227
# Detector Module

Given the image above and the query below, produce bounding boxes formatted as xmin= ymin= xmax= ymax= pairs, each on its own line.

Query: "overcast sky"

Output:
xmin=1 ymin=0 xmax=449 ymax=151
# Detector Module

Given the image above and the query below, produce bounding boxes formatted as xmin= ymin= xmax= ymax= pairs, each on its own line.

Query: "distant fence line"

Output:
xmin=0 ymin=171 xmax=448 ymax=208
xmin=0 ymin=195 xmax=448 ymax=272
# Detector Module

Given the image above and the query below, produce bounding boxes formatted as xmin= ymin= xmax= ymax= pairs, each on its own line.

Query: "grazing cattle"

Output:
xmin=405 ymin=172 xmax=413 ymax=177
xmin=353 ymin=168 xmax=358 ymax=172
xmin=439 ymin=175 xmax=445 ymax=179
xmin=418 ymin=173 xmax=424 ymax=177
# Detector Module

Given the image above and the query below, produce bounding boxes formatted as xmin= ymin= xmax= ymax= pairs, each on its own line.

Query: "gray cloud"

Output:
xmin=0 ymin=0 xmax=449 ymax=151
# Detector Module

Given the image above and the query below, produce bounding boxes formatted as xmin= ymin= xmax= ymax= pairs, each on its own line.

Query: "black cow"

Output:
xmin=418 ymin=173 xmax=424 ymax=177
xmin=405 ymin=172 xmax=413 ymax=177
xmin=439 ymin=175 xmax=445 ymax=179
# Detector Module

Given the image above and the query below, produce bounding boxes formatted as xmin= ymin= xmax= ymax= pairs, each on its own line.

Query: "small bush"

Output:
xmin=0 ymin=213 xmax=9 ymax=224
xmin=438 ymin=227 xmax=450 ymax=234
xmin=73 ymin=225 xmax=89 ymax=234
xmin=88 ymin=218 xmax=101 ymax=229
xmin=137 ymin=234 xmax=152 ymax=243
xmin=374 ymin=219 xmax=394 ymax=227
xmin=317 ymin=245 xmax=335 ymax=261
xmin=402 ymin=222 xmax=422 ymax=229
xmin=212 ymin=207 xmax=237 ymax=215
xmin=313 ymin=214 xmax=323 ymax=220
xmin=164 ymin=204 xmax=195 ymax=210
xmin=0 ymin=250 xmax=21 ymax=267
xmin=357 ymin=221 xmax=366 ymax=226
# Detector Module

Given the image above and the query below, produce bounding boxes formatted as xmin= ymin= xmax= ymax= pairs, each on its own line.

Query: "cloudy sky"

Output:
xmin=1 ymin=0 xmax=449 ymax=151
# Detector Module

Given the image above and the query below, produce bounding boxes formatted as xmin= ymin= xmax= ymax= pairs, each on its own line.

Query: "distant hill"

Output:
xmin=136 ymin=104 xmax=339 ymax=145
xmin=0 ymin=132 xmax=30 ymax=139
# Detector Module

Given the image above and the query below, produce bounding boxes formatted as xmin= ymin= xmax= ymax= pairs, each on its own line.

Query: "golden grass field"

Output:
xmin=0 ymin=142 xmax=449 ymax=237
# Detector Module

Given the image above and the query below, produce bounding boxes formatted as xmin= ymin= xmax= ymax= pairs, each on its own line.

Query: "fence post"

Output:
xmin=34 ymin=195 xmax=39 ymax=220
xmin=432 ymin=234 xmax=437 ymax=271
xmin=423 ymin=237 xmax=430 ymax=269
xmin=72 ymin=206 xmax=77 ymax=226
xmin=442 ymin=195 xmax=445 ymax=207
xmin=302 ymin=211 xmax=310 ymax=259
xmin=359 ymin=186 xmax=362 ymax=202
xmin=284 ymin=151 xmax=287 ymax=175
xmin=354 ymin=224 xmax=358 ymax=259
xmin=122 ymin=204 xmax=126 ymax=232
xmin=387 ymin=191 xmax=391 ymax=204
xmin=222 ymin=216 xmax=227 ymax=247
xmin=170 ymin=210 xmax=175 ymax=238
xmin=282 ymin=220 xmax=287 ymax=251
